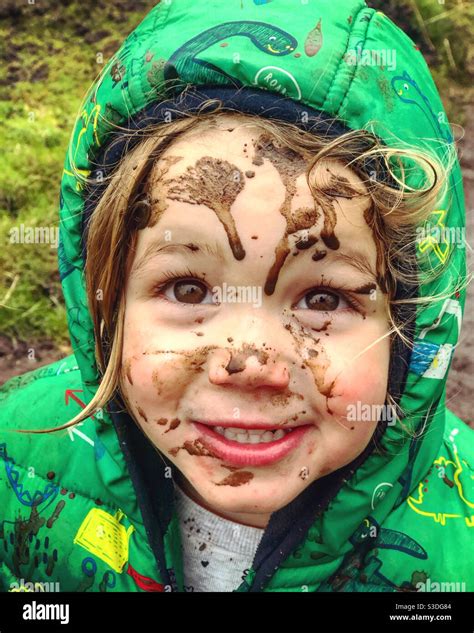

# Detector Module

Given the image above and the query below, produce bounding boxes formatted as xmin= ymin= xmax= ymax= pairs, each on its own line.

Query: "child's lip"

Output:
xmin=191 ymin=419 xmax=311 ymax=430
xmin=190 ymin=421 xmax=313 ymax=467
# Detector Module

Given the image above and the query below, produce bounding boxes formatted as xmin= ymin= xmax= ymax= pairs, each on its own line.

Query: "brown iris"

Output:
xmin=305 ymin=289 xmax=339 ymax=311
xmin=173 ymin=279 xmax=207 ymax=304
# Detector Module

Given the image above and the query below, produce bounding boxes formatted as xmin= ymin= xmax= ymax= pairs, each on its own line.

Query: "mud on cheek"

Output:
xmin=120 ymin=346 xmax=220 ymax=434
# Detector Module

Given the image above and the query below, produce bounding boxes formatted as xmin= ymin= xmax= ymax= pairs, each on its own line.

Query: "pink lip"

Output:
xmin=191 ymin=421 xmax=313 ymax=467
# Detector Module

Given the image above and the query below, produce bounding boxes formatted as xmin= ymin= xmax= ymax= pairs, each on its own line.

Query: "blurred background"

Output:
xmin=0 ymin=0 xmax=472 ymax=421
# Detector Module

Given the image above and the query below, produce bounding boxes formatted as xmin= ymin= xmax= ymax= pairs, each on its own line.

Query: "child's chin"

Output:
xmin=195 ymin=478 xmax=299 ymax=517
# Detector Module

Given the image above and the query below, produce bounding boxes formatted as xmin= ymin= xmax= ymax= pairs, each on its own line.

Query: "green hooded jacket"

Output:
xmin=1 ymin=0 xmax=472 ymax=593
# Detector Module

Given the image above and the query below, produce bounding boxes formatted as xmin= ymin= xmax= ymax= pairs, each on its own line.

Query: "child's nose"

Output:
xmin=208 ymin=349 xmax=291 ymax=390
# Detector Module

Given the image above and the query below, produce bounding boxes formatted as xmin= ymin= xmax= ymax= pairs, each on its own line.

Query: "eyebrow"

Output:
xmin=131 ymin=236 xmax=378 ymax=286
xmin=289 ymin=246 xmax=377 ymax=284
xmin=331 ymin=249 xmax=377 ymax=282
xmin=130 ymin=238 xmax=228 ymax=277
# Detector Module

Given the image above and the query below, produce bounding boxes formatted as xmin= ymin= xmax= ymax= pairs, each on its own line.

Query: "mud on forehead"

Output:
xmin=144 ymin=127 xmax=376 ymax=284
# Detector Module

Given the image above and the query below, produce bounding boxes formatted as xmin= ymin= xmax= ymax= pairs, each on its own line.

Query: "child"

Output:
xmin=1 ymin=0 xmax=472 ymax=594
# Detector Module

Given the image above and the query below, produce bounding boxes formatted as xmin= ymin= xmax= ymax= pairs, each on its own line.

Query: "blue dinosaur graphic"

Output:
xmin=163 ymin=21 xmax=298 ymax=89
xmin=58 ymin=240 xmax=75 ymax=282
xmin=318 ymin=516 xmax=427 ymax=591
xmin=392 ymin=71 xmax=453 ymax=143
xmin=392 ymin=70 xmax=461 ymax=219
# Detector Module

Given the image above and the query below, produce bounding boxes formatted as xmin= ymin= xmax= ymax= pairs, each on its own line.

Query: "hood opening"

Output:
xmin=80 ymin=85 xmax=416 ymax=590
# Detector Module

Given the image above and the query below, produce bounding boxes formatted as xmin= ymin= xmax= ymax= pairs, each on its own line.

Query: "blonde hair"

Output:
xmin=14 ymin=99 xmax=458 ymax=435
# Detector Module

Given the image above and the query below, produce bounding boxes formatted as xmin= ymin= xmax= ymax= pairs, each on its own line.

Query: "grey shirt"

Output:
xmin=173 ymin=482 xmax=265 ymax=592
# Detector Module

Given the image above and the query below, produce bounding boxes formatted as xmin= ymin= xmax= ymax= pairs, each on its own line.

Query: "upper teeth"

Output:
xmin=213 ymin=426 xmax=291 ymax=443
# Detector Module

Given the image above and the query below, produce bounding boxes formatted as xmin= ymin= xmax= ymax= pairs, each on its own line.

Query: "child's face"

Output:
xmin=120 ymin=115 xmax=390 ymax=527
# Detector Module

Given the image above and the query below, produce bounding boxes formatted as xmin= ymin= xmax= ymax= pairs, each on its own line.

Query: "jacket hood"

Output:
xmin=56 ymin=0 xmax=466 ymax=590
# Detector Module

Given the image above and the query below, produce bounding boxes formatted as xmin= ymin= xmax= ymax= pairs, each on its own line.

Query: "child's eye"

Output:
xmin=294 ymin=288 xmax=355 ymax=312
xmin=159 ymin=277 xmax=215 ymax=305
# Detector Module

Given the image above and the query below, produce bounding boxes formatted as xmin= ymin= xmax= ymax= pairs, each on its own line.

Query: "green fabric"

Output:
xmin=1 ymin=0 xmax=472 ymax=593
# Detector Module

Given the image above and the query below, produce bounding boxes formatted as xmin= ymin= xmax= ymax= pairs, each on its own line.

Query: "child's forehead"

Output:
xmin=151 ymin=122 xmax=367 ymax=194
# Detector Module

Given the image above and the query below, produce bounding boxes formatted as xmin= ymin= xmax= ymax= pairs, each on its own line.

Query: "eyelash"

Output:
xmin=294 ymin=277 xmax=363 ymax=314
xmin=152 ymin=269 xmax=363 ymax=314
xmin=152 ymin=267 xmax=206 ymax=309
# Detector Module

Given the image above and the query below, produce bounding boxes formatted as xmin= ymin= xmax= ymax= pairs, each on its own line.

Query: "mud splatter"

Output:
xmin=377 ymin=73 xmax=395 ymax=113
xmin=363 ymin=206 xmax=388 ymax=294
xmin=353 ymin=283 xmax=376 ymax=295
xmin=165 ymin=418 xmax=181 ymax=433
xmin=169 ymin=439 xmax=219 ymax=459
xmin=312 ymin=320 xmax=331 ymax=332
xmin=442 ymin=475 xmax=455 ymax=488
xmin=312 ymin=250 xmax=327 ymax=261
xmin=123 ymin=358 xmax=134 ymax=385
xmin=46 ymin=501 xmax=65 ymax=529
xmin=131 ymin=193 xmax=153 ymax=230
xmin=164 ymin=156 xmax=246 ymax=260
xmin=299 ymin=466 xmax=310 ymax=480
xmin=269 ymin=390 xmax=304 ymax=408
xmin=148 ymin=155 xmax=184 ymax=227
xmin=215 ymin=471 xmax=254 ymax=486
xmin=224 ymin=343 xmax=269 ymax=375
xmin=317 ymin=196 xmax=339 ymax=250
xmin=136 ymin=406 xmax=148 ymax=423
xmin=318 ymin=378 xmax=337 ymax=414
xmin=265 ymin=240 xmax=292 ymax=295
xmin=283 ymin=315 xmax=338 ymax=415
xmin=149 ymin=345 xmax=220 ymax=395
xmin=295 ymin=234 xmax=318 ymax=250
xmin=252 ymin=134 xmax=322 ymax=295
xmin=315 ymin=171 xmax=368 ymax=251
xmin=245 ymin=170 xmax=255 ymax=178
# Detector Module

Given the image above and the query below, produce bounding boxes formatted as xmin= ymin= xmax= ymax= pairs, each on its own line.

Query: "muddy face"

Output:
xmin=120 ymin=114 xmax=390 ymax=529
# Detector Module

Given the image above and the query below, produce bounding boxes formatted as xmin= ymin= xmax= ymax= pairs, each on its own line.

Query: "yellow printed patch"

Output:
xmin=418 ymin=209 xmax=450 ymax=264
xmin=73 ymin=508 xmax=135 ymax=573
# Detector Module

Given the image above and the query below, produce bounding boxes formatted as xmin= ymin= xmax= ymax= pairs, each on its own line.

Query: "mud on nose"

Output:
xmin=208 ymin=346 xmax=290 ymax=389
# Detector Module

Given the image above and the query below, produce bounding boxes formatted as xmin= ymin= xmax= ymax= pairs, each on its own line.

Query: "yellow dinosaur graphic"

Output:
xmin=407 ymin=444 xmax=474 ymax=527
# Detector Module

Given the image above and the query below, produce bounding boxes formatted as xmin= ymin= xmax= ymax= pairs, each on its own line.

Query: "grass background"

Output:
xmin=0 ymin=0 xmax=473 ymax=396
